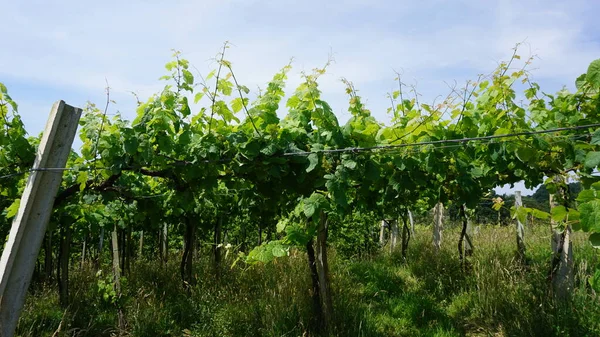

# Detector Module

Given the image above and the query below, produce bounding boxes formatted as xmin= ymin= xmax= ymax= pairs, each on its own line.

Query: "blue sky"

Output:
xmin=2 ymin=0 xmax=599 ymax=195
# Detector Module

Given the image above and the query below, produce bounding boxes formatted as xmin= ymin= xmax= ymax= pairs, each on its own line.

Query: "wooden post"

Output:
xmin=80 ymin=238 xmax=87 ymax=270
xmin=401 ymin=215 xmax=411 ymax=260
xmin=549 ymin=175 xmax=574 ymax=301
xmin=389 ymin=220 xmax=399 ymax=252
xmin=433 ymin=202 xmax=443 ymax=253
xmin=0 ymin=101 xmax=81 ymax=337
xmin=213 ymin=215 xmax=223 ymax=279
xmin=514 ymin=191 xmax=526 ymax=260
xmin=162 ymin=223 xmax=168 ymax=264
xmin=138 ymin=231 xmax=144 ymax=257
xmin=379 ymin=220 xmax=386 ymax=246
xmin=111 ymin=224 xmax=125 ymax=331
xmin=408 ymin=209 xmax=415 ymax=235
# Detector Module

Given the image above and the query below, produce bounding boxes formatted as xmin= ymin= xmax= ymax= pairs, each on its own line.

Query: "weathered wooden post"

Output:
xmin=0 ymin=101 xmax=81 ymax=337
xmin=389 ymin=220 xmax=399 ymax=252
xmin=408 ymin=209 xmax=415 ymax=235
xmin=514 ymin=191 xmax=526 ymax=260
xmin=433 ymin=202 xmax=443 ymax=253
xmin=379 ymin=220 xmax=386 ymax=246
xmin=549 ymin=175 xmax=573 ymax=301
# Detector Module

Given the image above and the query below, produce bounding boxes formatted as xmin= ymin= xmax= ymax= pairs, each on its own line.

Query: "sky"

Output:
xmin=1 ymin=0 xmax=599 ymax=196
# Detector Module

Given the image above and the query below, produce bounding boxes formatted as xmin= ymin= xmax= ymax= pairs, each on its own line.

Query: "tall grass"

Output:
xmin=17 ymin=224 xmax=600 ymax=336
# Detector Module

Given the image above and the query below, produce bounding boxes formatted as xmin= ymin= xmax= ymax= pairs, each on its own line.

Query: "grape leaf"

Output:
xmin=306 ymin=153 xmax=318 ymax=172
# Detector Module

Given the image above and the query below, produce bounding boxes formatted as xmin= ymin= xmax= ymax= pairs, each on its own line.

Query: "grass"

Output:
xmin=16 ymin=224 xmax=600 ymax=337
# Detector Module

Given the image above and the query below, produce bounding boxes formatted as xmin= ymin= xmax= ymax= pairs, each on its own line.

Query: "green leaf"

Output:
xmin=494 ymin=128 xmax=511 ymax=136
xmin=306 ymin=153 xmax=318 ymax=172
xmin=6 ymin=198 xmax=20 ymax=218
xmin=219 ymin=80 xmax=234 ymax=96
xmin=326 ymin=177 xmax=348 ymax=209
xmin=164 ymin=61 xmax=177 ymax=71
xmin=77 ymin=171 xmax=89 ymax=192
xmin=182 ymin=69 xmax=194 ymax=85
xmin=260 ymin=143 xmax=278 ymax=156
xmin=589 ymin=269 xmax=600 ymax=291
xmin=515 ymin=206 xmax=528 ymax=225
xmin=545 ymin=178 xmax=558 ymax=194
xmin=285 ymin=225 xmax=311 ymax=246
xmin=364 ymin=161 xmax=380 ymax=181
xmin=551 ymin=205 xmax=567 ymax=223
xmin=342 ymin=159 xmax=357 ymax=170
xmin=471 ymin=167 xmax=484 ymax=178
xmin=123 ymin=137 xmax=138 ymax=154
xmin=303 ymin=193 xmax=327 ymax=219
xmin=303 ymin=200 xmax=317 ymax=219
xmin=516 ymin=147 xmax=535 ymax=163
xmin=272 ymin=244 xmax=288 ymax=257
xmin=568 ymin=208 xmax=580 ymax=222
xmin=531 ymin=209 xmax=550 ymax=220
xmin=586 ymin=59 xmax=600 ymax=88
xmin=585 ymin=152 xmax=600 ymax=169
xmin=231 ymin=97 xmax=244 ymax=113
xmin=238 ymin=85 xmax=250 ymax=95
xmin=276 ymin=218 xmax=288 ymax=233
xmin=246 ymin=244 xmax=274 ymax=264
xmin=194 ymin=93 xmax=204 ymax=104
xmin=576 ymin=73 xmax=587 ymax=90
xmin=579 ymin=200 xmax=600 ymax=232
xmin=591 ymin=129 xmax=600 ymax=145
xmin=577 ymin=189 xmax=596 ymax=203
xmin=206 ymin=70 xmax=216 ymax=80
xmin=245 ymin=240 xmax=290 ymax=264
xmin=590 ymin=233 xmax=600 ymax=249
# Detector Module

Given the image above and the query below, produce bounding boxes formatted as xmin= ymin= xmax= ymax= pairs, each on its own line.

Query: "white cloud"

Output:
xmin=1 ymin=0 xmax=598 ymax=148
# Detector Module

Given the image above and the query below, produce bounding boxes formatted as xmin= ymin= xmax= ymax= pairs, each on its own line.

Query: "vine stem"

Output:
xmin=92 ymin=79 xmax=111 ymax=186
xmin=208 ymin=42 xmax=229 ymax=134
xmin=225 ymin=64 xmax=262 ymax=136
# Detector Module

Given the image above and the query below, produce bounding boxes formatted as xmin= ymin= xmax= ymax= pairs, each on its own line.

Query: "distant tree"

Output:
xmin=530 ymin=182 xmax=581 ymax=211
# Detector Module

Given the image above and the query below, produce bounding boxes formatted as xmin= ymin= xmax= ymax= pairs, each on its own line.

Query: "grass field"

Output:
xmin=17 ymin=224 xmax=600 ymax=337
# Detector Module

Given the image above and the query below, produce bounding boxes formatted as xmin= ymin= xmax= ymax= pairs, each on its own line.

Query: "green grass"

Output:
xmin=17 ymin=224 xmax=600 ymax=336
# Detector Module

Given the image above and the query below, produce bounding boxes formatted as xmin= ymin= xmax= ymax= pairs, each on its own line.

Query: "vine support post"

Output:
xmin=111 ymin=224 xmax=121 ymax=294
xmin=138 ymin=231 xmax=144 ymax=258
xmin=0 ymin=101 xmax=81 ymax=337
xmin=379 ymin=220 xmax=386 ymax=246
xmin=408 ymin=209 xmax=415 ymax=235
xmin=97 ymin=227 xmax=105 ymax=267
xmin=401 ymin=214 xmax=411 ymax=261
xmin=80 ymin=238 xmax=86 ymax=270
xmin=514 ymin=191 xmax=526 ymax=261
xmin=549 ymin=175 xmax=574 ymax=301
xmin=214 ymin=215 xmax=223 ymax=280
xmin=389 ymin=219 xmax=399 ymax=252
xmin=161 ymin=223 xmax=168 ymax=264
xmin=433 ymin=202 xmax=443 ymax=253
xmin=111 ymin=223 xmax=125 ymax=332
